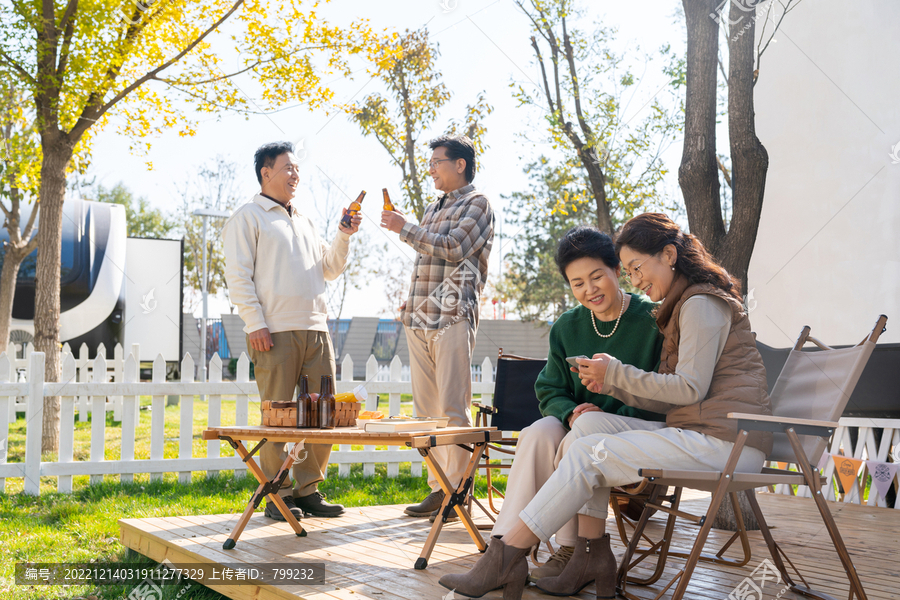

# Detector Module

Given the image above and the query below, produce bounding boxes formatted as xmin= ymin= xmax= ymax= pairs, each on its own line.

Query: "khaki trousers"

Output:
xmin=405 ymin=321 xmax=476 ymax=490
xmin=520 ymin=425 xmax=766 ymax=542
xmin=248 ymin=330 xmax=335 ymax=498
xmin=491 ymin=412 xmax=666 ymax=547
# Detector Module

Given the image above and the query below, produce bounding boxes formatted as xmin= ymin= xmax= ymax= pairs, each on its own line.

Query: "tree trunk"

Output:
xmin=721 ymin=5 xmax=769 ymax=295
xmin=34 ymin=143 xmax=73 ymax=454
xmin=679 ymin=0 xmax=770 ymax=532
xmin=581 ymin=153 xmax=613 ymax=235
xmin=0 ymin=247 xmax=27 ymax=357
xmin=679 ymin=0 xmax=726 ymax=257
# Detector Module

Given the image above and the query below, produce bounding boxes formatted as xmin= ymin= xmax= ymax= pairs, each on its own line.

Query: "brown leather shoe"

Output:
xmin=534 ymin=534 xmax=615 ymax=598
xmin=404 ymin=489 xmax=445 ymax=517
xmin=438 ymin=536 xmax=530 ymax=599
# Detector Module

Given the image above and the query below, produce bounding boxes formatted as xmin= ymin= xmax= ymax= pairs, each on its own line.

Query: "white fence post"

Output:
xmin=387 ymin=356 xmax=403 ymax=478
xmin=179 ymin=353 xmax=195 ymax=484
xmin=233 ymin=353 xmax=250 ymax=479
xmin=120 ymin=354 xmax=139 ymax=485
xmin=130 ymin=343 xmax=141 ymax=429
xmin=76 ymin=343 xmax=89 ymax=422
xmin=362 ymin=355 xmax=379 ymax=477
xmin=149 ymin=354 xmax=166 ymax=482
xmin=58 ymin=353 xmax=77 ymax=493
xmin=338 ymin=355 xmax=354 ymax=478
xmin=23 ymin=352 xmax=44 ymax=496
xmin=90 ymin=352 xmax=108 ymax=485
xmin=111 ymin=343 xmax=124 ymax=422
xmin=207 ymin=354 xmax=223 ymax=479
xmin=0 ymin=352 xmax=12 ymax=493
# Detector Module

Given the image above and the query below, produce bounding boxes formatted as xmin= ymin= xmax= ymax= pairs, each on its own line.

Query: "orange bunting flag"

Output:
xmin=832 ymin=455 xmax=863 ymax=494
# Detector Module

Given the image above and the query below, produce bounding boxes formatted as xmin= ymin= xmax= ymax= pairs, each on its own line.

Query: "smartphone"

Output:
xmin=566 ymin=355 xmax=589 ymax=368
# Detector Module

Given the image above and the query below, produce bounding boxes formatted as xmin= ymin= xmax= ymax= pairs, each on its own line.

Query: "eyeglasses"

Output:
xmin=624 ymin=256 xmax=653 ymax=283
xmin=428 ymin=158 xmax=454 ymax=170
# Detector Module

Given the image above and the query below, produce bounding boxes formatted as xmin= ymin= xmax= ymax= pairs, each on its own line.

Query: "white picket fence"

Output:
xmin=2 ymin=347 xmax=898 ymax=508
xmin=7 ymin=342 xmax=144 ymax=423
xmin=769 ymin=418 xmax=900 ymax=509
xmin=0 ymin=349 xmax=496 ymax=496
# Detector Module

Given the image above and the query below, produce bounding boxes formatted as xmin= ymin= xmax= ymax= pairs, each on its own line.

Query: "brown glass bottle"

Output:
xmin=318 ymin=375 xmax=336 ymax=429
xmin=297 ymin=375 xmax=312 ymax=428
xmin=340 ymin=190 xmax=366 ymax=228
xmin=382 ymin=188 xmax=396 ymax=211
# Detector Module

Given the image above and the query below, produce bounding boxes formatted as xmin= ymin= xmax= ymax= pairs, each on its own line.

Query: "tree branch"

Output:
xmin=70 ymin=0 xmax=245 ymax=142
xmin=716 ymin=155 xmax=732 ymax=188
xmin=0 ymin=51 xmax=37 ymax=86
xmin=20 ymin=199 xmax=40 ymax=243
xmin=530 ymin=36 xmax=556 ymax=114
xmin=561 ymin=17 xmax=593 ymax=145
xmin=515 ymin=0 xmax=552 ymax=45
xmin=756 ymin=0 xmax=803 ymax=81
xmin=56 ymin=0 xmax=79 ymax=78
xmin=717 ymin=52 xmax=728 ymax=86
xmin=158 ymin=44 xmax=340 ymax=86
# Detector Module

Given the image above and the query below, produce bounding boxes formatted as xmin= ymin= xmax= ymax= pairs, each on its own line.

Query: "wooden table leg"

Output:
xmin=222 ymin=440 xmax=306 ymax=550
xmin=414 ymin=442 xmax=488 ymax=570
xmin=451 ymin=442 xmax=489 ymax=548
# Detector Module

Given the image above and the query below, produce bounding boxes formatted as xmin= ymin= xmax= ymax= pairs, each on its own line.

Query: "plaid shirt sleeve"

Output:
xmin=399 ymin=195 xmax=493 ymax=262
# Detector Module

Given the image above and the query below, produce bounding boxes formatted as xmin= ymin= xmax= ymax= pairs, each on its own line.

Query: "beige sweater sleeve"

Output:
xmin=601 ymin=295 xmax=732 ymax=412
xmin=321 ymin=230 xmax=351 ymax=282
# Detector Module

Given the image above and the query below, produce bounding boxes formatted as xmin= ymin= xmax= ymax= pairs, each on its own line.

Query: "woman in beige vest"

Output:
xmin=439 ymin=213 xmax=772 ymax=600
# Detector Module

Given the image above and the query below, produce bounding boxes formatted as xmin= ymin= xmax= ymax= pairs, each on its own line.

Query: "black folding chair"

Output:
xmin=469 ymin=349 xmax=546 ymax=521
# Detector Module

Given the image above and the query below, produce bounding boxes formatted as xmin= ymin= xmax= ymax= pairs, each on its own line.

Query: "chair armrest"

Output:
xmin=726 ymin=413 xmax=837 ymax=437
xmin=472 ymin=401 xmax=498 ymax=415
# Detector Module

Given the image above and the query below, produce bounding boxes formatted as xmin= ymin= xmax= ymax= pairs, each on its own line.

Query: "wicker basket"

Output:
xmin=261 ymin=400 xmax=361 ymax=428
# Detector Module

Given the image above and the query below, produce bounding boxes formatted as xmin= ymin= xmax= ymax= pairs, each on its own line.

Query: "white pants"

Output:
xmin=406 ymin=321 xmax=476 ymax=490
xmin=492 ymin=412 xmax=666 ymax=547
xmin=520 ymin=427 xmax=766 ymax=542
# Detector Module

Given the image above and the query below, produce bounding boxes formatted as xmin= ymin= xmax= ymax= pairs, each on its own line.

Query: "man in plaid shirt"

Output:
xmin=381 ymin=134 xmax=494 ymax=521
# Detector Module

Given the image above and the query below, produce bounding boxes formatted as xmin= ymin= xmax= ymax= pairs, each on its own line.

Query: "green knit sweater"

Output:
xmin=536 ymin=293 xmax=666 ymax=428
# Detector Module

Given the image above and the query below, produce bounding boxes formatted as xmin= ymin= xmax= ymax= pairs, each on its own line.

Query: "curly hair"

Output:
xmin=615 ymin=213 xmax=741 ymax=301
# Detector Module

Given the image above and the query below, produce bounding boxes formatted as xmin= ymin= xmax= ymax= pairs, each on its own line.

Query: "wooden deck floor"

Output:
xmin=119 ymin=492 xmax=900 ymax=600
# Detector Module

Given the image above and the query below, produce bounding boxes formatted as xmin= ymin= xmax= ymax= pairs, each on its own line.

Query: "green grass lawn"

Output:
xmin=1 ymin=394 xmax=507 ymax=599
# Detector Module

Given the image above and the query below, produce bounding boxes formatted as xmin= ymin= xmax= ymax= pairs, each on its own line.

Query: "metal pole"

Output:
xmin=200 ymin=215 xmax=208 ymax=382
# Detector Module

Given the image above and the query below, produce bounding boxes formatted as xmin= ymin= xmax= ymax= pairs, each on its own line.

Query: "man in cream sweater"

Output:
xmin=223 ymin=141 xmax=361 ymax=521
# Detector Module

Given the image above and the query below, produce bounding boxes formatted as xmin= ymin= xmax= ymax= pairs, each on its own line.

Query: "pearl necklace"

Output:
xmin=591 ymin=290 xmax=625 ymax=338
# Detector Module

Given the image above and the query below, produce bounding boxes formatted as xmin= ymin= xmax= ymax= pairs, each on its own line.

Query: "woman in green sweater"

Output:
xmin=489 ymin=226 xmax=666 ymax=582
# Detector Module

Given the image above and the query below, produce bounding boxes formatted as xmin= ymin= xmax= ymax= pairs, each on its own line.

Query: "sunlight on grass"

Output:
xmin=2 ymin=395 xmax=508 ymax=600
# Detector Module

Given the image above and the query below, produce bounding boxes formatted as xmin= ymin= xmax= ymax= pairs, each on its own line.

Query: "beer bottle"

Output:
xmin=382 ymin=188 xmax=396 ymax=211
xmin=297 ymin=375 xmax=312 ymax=428
xmin=318 ymin=375 xmax=336 ymax=429
xmin=340 ymin=190 xmax=366 ymax=229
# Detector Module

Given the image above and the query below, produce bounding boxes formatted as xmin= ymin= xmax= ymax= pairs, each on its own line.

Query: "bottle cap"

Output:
xmin=352 ymin=385 xmax=368 ymax=402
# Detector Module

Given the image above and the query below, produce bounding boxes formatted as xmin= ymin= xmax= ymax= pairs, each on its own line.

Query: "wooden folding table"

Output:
xmin=202 ymin=425 xmax=500 ymax=569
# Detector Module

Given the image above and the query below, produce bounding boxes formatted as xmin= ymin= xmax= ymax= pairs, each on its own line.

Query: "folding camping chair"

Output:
xmin=616 ymin=315 xmax=887 ymax=600
xmin=469 ymin=349 xmax=548 ymax=561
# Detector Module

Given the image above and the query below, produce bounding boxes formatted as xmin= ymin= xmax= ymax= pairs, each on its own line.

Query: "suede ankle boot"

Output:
xmin=534 ymin=534 xmax=615 ymax=598
xmin=438 ymin=536 xmax=530 ymax=599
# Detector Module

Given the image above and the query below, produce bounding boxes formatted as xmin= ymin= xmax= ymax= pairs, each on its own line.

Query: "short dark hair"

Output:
xmin=429 ymin=134 xmax=476 ymax=183
xmin=555 ymin=226 xmax=620 ymax=283
xmin=254 ymin=141 xmax=294 ymax=184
